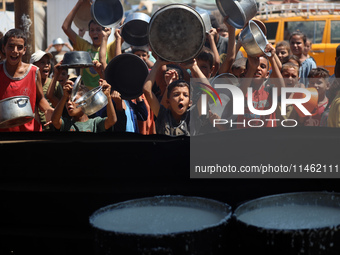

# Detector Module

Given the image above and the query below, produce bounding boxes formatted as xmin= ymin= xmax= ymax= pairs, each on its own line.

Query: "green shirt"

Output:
xmin=60 ymin=116 xmax=107 ymax=132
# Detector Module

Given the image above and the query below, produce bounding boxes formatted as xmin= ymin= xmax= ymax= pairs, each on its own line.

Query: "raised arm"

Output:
xmin=266 ymin=44 xmax=285 ymax=96
xmin=51 ymin=82 xmax=72 ymax=129
xmin=62 ymin=0 xmax=85 ymax=46
xmin=206 ymin=28 xmax=220 ymax=77
xmin=143 ymin=59 xmax=167 ymax=117
xmin=219 ymin=18 xmax=236 ymax=74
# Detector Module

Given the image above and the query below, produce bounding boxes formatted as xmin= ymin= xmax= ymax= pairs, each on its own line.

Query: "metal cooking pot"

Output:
xmin=233 ymin=192 xmax=340 ymax=255
xmin=239 ymin=20 xmax=271 ymax=57
xmin=89 ymin=195 xmax=232 ymax=255
xmin=74 ymin=0 xmax=93 ymax=31
xmin=216 ymin=0 xmax=257 ymax=29
xmin=121 ymin=12 xmax=150 ymax=46
xmin=61 ymin=51 xmax=94 ymax=68
xmin=105 ymin=53 xmax=148 ymax=100
xmin=0 ymin=96 xmax=34 ymax=129
xmin=198 ymin=9 xmax=212 ymax=34
xmin=148 ymin=4 xmax=205 ymax=63
xmin=75 ymin=86 xmax=108 ymax=116
xmin=91 ymin=0 xmax=123 ymax=28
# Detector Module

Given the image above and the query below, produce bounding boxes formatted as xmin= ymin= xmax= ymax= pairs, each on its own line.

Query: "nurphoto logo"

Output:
xmin=200 ymin=83 xmax=313 ymax=128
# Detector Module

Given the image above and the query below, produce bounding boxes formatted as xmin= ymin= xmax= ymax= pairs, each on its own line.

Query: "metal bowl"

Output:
xmin=121 ymin=12 xmax=150 ymax=46
xmin=75 ymin=86 xmax=108 ymax=116
xmin=61 ymin=51 xmax=94 ymax=68
xmin=216 ymin=0 xmax=257 ymax=29
xmin=91 ymin=0 xmax=124 ymax=28
xmin=239 ymin=20 xmax=271 ymax=57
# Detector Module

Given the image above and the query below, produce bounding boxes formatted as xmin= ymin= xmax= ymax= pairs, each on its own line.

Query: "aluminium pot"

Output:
xmin=216 ymin=0 xmax=257 ymax=29
xmin=239 ymin=20 xmax=271 ymax=57
xmin=61 ymin=51 xmax=94 ymax=69
xmin=89 ymin=195 xmax=233 ymax=255
xmin=75 ymin=86 xmax=108 ymax=115
xmin=233 ymin=192 xmax=340 ymax=255
xmin=91 ymin=0 xmax=124 ymax=28
xmin=0 ymin=96 xmax=34 ymax=129
xmin=148 ymin=4 xmax=205 ymax=63
xmin=121 ymin=12 xmax=150 ymax=46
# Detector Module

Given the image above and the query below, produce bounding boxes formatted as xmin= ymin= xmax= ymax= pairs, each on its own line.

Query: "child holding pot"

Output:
xmin=0 ymin=28 xmax=54 ymax=132
xmin=51 ymin=79 xmax=117 ymax=132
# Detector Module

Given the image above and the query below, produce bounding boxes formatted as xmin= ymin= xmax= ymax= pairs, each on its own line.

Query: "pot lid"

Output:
xmin=71 ymin=75 xmax=82 ymax=102
xmin=105 ymin=53 xmax=149 ymax=100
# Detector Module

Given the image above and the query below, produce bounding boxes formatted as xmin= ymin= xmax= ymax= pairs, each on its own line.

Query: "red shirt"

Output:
xmin=0 ymin=62 xmax=42 ymax=131
xmin=237 ymin=85 xmax=277 ymax=128
xmin=303 ymin=99 xmax=328 ymax=126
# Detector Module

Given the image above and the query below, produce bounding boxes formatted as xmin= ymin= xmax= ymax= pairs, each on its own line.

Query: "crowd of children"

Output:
xmin=1 ymin=0 xmax=340 ymax=135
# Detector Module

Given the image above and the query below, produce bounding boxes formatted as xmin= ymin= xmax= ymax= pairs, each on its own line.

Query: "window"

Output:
xmin=284 ymin=20 xmax=326 ymax=43
xmin=331 ymin=20 xmax=340 ymax=44
xmin=265 ymin=22 xmax=279 ymax=42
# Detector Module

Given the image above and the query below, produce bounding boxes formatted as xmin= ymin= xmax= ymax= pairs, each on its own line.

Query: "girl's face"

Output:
xmin=276 ymin=46 xmax=290 ymax=62
xmin=35 ymin=55 xmax=51 ymax=80
xmin=282 ymin=67 xmax=299 ymax=87
xmin=4 ymin=36 xmax=26 ymax=66
xmin=290 ymin=35 xmax=304 ymax=56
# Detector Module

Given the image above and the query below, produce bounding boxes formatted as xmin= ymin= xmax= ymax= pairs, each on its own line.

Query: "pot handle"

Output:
xmin=15 ymin=98 xmax=29 ymax=106
xmin=141 ymin=247 xmax=173 ymax=255
xmin=76 ymin=101 xmax=87 ymax=108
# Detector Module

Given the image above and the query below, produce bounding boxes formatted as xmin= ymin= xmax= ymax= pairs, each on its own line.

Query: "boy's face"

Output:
xmin=89 ymin=23 xmax=103 ymax=47
xmin=167 ymin=86 xmax=191 ymax=118
xmin=197 ymin=59 xmax=213 ymax=78
xmin=3 ymin=36 xmax=26 ymax=66
xmin=290 ymin=35 xmax=304 ymax=56
xmin=282 ymin=67 xmax=299 ymax=87
xmin=276 ymin=46 xmax=289 ymax=62
xmin=54 ymin=44 xmax=63 ymax=52
xmin=58 ymin=69 xmax=69 ymax=86
xmin=232 ymin=66 xmax=246 ymax=78
xmin=308 ymin=77 xmax=329 ymax=101
xmin=35 ymin=55 xmax=51 ymax=80
xmin=134 ymin=50 xmax=149 ymax=63
xmin=253 ymin=57 xmax=269 ymax=79
xmin=66 ymin=93 xmax=84 ymax=117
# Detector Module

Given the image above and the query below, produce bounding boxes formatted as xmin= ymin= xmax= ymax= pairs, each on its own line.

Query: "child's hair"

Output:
xmin=281 ymin=63 xmax=300 ymax=76
xmin=231 ymin=57 xmax=247 ymax=71
xmin=289 ymin=31 xmax=307 ymax=44
xmin=197 ymin=46 xmax=214 ymax=69
xmin=167 ymin=80 xmax=190 ymax=99
xmin=166 ymin=64 xmax=184 ymax=80
xmin=88 ymin=20 xmax=104 ymax=31
xmin=3 ymin=28 xmax=27 ymax=47
xmin=76 ymin=84 xmax=90 ymax=97
xmin=282 ymin=54 xmax=301 ymax=67
xmin=276 ymin=40 xmax=291 ymax=55
xmin=245 ymin=55 xmax=269 ymax=70
xmin=308 ymin=67 xmax=330 ymax=79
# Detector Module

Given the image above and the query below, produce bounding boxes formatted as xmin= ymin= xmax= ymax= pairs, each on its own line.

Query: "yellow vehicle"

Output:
xmin=241 ymin=2 xmax=340 ymax=74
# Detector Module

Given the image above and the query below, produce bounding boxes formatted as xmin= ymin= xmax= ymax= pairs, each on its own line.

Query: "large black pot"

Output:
xmin=89 ymin=195 xmax=232 ymax=255
xmin=233 ymin=192 xmax=340 ymax=255
xmin=105 ymin=53 xmax=149 ymax=100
